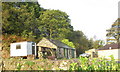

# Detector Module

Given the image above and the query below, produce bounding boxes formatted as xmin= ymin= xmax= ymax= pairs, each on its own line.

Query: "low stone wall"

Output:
xmin=1 ymin=58 xmax=79 ymax=70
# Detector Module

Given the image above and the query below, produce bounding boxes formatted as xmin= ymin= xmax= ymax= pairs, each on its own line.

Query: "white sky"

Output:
xmin=38 ymin=0 xmax=119 ymax=41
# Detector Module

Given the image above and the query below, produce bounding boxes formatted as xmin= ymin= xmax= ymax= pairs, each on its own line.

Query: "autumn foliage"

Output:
xmin=2 ymin=34 xmax=30 ymax=58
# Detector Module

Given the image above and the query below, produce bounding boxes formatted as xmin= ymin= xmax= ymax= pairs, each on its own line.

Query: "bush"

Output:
xmin=2 ymin=34 xmax=30 ymax=59
xmin=69 ymin=56 xmax=120 ymax=70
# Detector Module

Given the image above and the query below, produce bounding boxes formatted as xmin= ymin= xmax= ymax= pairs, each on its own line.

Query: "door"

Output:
xmin=32 ymin=43 xmax=35 ymax=54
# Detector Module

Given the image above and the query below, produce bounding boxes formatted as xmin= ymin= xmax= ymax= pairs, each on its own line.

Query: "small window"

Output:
xmin=16 ymin=44 xmax=21 ymax=49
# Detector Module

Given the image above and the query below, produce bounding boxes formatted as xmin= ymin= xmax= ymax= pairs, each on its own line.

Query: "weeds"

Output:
xmin=25 ymin=61 xmax=35 ymax=70
xmin=69 ymin=55 xmax=120 ymax=71
xmin=16 ymin=63 xmax=22 ymax=70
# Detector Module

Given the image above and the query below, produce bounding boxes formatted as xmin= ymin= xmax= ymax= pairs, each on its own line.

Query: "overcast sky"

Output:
xmin=38 ymin=0 xmax=119 ymax=41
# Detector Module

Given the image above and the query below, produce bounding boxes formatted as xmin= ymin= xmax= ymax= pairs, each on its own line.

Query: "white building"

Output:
xmin=10 ymin=41 xmax=36 ymax=57
xmin=98 ymin=43 xmax=120 ymax=61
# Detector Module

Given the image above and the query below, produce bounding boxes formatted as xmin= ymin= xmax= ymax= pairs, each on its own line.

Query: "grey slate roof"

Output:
xmin=98 ymin=43 xmax=120 ymax=50
xmin=48 ymin=39 xmax=75 ymax=49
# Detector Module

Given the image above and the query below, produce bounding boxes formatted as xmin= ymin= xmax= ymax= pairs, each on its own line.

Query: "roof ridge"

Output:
xmin=98 ymin=43 xmax=120 ymax=50
xmin=45 ymin=38 xmax=74 ymax=49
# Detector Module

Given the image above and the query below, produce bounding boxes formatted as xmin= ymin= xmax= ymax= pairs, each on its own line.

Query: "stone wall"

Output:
xmin=1 ymin=58 xmax=79 ymax=70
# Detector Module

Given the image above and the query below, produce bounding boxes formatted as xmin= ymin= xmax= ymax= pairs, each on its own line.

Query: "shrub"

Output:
xmin=69 ymin=56 xmax=120 ymax=71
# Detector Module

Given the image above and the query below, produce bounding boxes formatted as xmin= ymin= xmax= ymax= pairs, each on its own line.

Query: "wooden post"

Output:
xmin=74 ymin=49 xmax=76 ymax=58
xmin=35 ymin=43 xmax=37 ymax=58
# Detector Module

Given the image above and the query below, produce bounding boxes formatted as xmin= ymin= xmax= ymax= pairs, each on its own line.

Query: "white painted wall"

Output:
xmin=10 ymin=41 xmax=36 ymax=57
xmin=98 ymin=49 xmax=120 ymax=60
xmin=10 ymin=42 xmax=27 ymax=56
xmin=27 ymin=42 xmax=32 ymax=55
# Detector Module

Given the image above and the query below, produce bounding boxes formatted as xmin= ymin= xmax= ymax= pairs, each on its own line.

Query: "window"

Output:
xmin=16 ymin=44 xmax=21 ymax=49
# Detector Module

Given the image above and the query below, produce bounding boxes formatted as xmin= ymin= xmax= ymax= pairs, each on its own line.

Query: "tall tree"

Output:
xmin=67 ymin=30 xmax=90 ymax=57
xmin=88 ymin=38 xmax=104 ymax=49
xmin=106 ymin=18 xmax=120 ymax=44
xmin=92 ymin=40 xmax=104 ymax=49
xmin=2 ymin=2 xmax=44 ymax=40
xmin=38 ymin=10 xmax=73 ymax=40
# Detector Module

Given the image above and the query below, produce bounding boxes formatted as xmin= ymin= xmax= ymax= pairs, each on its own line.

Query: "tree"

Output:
xmin=2 ymin=2 xmax=44 ymax=40
xmin=67 ymin=30 xmax=90 ymax=57
xmin=92 ymin=40 xmax=104 ymax=49
xmin=2 ymin=2 xmax=95 ymax=58
xmin=38 ymin=10 xmax=73 ymax=40
xmin=88 ymin=38 xmax=94 ymax=49
xmin=61 ymin=39 xmax=75 ymax=48
xmin=88 ymin=38 xmax=104 ymax=49
xmin=106 ymin=18 xmax=120 ymax=44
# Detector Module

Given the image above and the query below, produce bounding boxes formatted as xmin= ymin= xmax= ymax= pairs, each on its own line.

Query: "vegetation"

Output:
xmin=88 ymin=38 xmax=105 ymax=49
xmin=2 ymin=2 xmax=44 ymax=40
xmin=38 ymin=10 xmax=73 ymax=40
xmin=3 ymin=55 xmax=120 ymax=70
xmin=2 ymin=2 xmax=102 ymax=57
xmin=61 ymin=39 xmax=75 ymax=48
xmin=106 ymin=18 xmax=120 ymax=44
xmin=66 ymin=31 xmax=104 ymax=56
xmin=70 ymin=56 xmax=120 ymax=71
xmin=2 ymin=34 xmax=30 ymax=59
xmin=2 ymin=1 xmax=119 ymax=71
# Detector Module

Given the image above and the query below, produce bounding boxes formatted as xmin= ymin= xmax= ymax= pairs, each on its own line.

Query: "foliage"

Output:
xmin=106 ymin=18 xmax=120 ymax=43
xmin=69 ymin=63 xmax=78 ymax=70
xmin=38 ymin=9 xmax=73 ymax=40
xmin=67 ymin=31 xmax=104 ymax=57
xmin=16 ymin=63 xmax=22 ymax=70
xmin=93 ymin=40 xmax=104 ymax=49
xmin=25 ymin=61 xmax=35 ymax=70
xmin=2 ymin=34 xmax=29 ymax=50
xmin=1 ymin=34 xmax=31 ymax=59
xmin=25 ymin=61 xmax=35 ymax=66
xmin=2 ymin=2 xmax=94 ymax=58
xmin=61 ymin=39 xmax=75 ymax=48
xmin=89 ymin=39 xmax=104 ymax=49
xmin=69 ymin=56 xmax=120 ymax=70
xmin=67 ymin=30 xmax=90 ymax=56
xmin=2 ymin=2 xmax=44 ymax=40
xmin=37 ymin=66 xmax=44 ymax=70
xmin=2 ymin=2 xmax=74 ymax=41
xmin=3 ymin=56 xmax=120 ymax=70
xmin=3 ymin=2 xmax=119 ymax=71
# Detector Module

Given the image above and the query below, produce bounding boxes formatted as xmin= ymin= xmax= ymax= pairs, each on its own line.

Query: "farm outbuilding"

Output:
xmin=98 ymin=43 xmax=120 ymax=61
xmin=37 ymin=38 xmax=76 ymax=59
xmin=10 ymin=38 xmax=76 ymax=60
xmin=10 ymin=41 xmax=36 ymax=58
